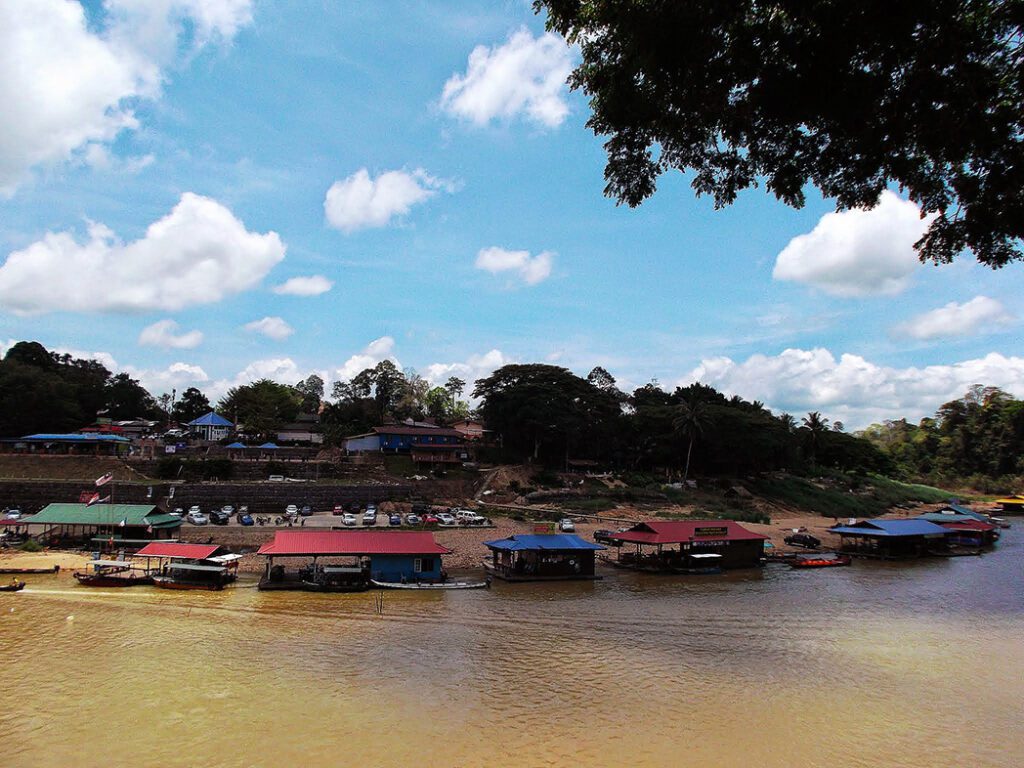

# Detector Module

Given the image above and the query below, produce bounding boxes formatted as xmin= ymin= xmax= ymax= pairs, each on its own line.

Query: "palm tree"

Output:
xmin=801 ymin=411 xmax=830 ymax=468
xmin=673 ymin=398 xmax=712 ymax=483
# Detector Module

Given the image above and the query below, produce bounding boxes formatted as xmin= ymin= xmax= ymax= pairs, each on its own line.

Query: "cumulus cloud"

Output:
xmin=773 ymin=191 xmax=932 ymax=297
xmin=324 ymin=169 xmax=449 ymax=233
xmin=0 ymin=0 xmax=253 ymax=195
xmin=127 ymin=361 xmax=210 ymax=396
xmin=272 ymin=275 xmax=333 ymax=296
xmin=334 ymin=336 xmax=398 ymax=381
xmin=424 ymin=349 xmax=510 ymax=391
xmin=52 ymin=346 xmax=120 ymax=372
xmin=138 ymin=319 xmax=203 ymax=349
xmin=894 ymin=296 xmax=1015 ymax=341
xmin=207 ymin=357 xmax=329 ymax=402
xmin=0 ymin=193 xmax=285 ymax=314
xmin=687 ymin=347 xmax=1024 ymax=429
xmin=475 ymin=246 xmax=553 ymax=285
xmin=440 ymin=27 xmax=573 ymax=128
xmin=244 ymin=316 xmax=294 ymax=341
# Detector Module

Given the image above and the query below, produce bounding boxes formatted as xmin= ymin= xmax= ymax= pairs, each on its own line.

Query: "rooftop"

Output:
xmin=611 ymin=520 xmax=767 ymax=545
xmin=258 ymin=530 xmax=451 ymax=557
xmin=484 ymin=534 xmax=605 ymax=552
xmin=188 ymin=411 xmax=233 ymax=427
xmin=829 ymin=519 xmax=949 ymax=537
xmin=23 ymin=504 xmax=181 ymax=529
xmin=133 ymin=542 xmax=223 ymax=559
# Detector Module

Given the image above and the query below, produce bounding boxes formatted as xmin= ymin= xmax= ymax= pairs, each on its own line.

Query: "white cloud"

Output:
xmin=773 ymin=191 xmax=932 ymax=296
xmin=207 ymin=357 xmax=329 ymax=402
xmin=126 ymin=361 xmax=210 ymax=395
xmin=424 ymin=349 xmax=510 ymax=390
xmin=272 ymin=275 xmax=333 ymax=296
xmin=52 ymin=347 xmax=120 ymax=372
xmin=138 ymin=319 xmax=203 ymax=349
xmin=0 ymin=193 xmax=285 ymax=314
xmin=0 ymin=0 xmax=253 ymax=195
xmin=894 ymin=296 xmax=1015 ymax=341
xmin=475 ymin=246 xmax=553 ymax=285
xmin=334 ymin=336 xmax=398 ymax=381
xmin=440 ymin=27 xmax=573 ymax=128
xmin=244 ymin=316 xmax=294 ymax=341
xmin=687 ymin=347 xmax=1024 ymax=429
xmin=324 ymin=169 xmax=448 ymax=233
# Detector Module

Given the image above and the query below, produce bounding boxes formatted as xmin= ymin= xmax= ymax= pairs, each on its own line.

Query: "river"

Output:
xmin=2 ymin=527 xmax=1021 ymax=768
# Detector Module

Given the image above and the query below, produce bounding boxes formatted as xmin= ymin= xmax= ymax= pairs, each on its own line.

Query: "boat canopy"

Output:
xmin=689 ymin=553 xmax=723 ymax=559
xmin=168 ymin=563 xmax=226 ymax=573
xmin=89 ymin=560 xmax=134 ymax=568
xmin=207 ymin=553 xmax=243 ymax=564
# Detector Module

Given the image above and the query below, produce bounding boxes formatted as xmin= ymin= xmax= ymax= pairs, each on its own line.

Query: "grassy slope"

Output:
xmin=746 ymin=472 xmax=952 ymax=518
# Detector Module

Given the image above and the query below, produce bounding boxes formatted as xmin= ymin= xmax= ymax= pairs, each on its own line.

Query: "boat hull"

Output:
xmin=151 ymin=576 xmax=229 ymax=591
xmin=371 ymin=579 xmax=488 ymax=590
xmin=73 ymin=572 xmax=152 ymax=587
xmin=0 ymin=581 xmax=26 ymax=592
xmin=791 ymin=556 xmax=852 ymax=568
xmin=0 ymin=565 xmax=60 ymax=575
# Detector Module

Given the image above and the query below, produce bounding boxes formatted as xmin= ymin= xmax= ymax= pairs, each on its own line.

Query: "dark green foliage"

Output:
xmin=538 ymin=0 xmax=1024 ymax=267
xmin=154 ymin=457 xmax=184 ymax=480
xmin=172 ymin=387 xmax=211 ymax=423
xmin=747 ymin=472 xmax=949 ymax=518
xmin=531 ymin=470 xmax=561 ymax=488
xmin=218 ymin=379 xmax=302 ymax=440
xmin=859 ymin=386 xmax=1024 ymax=486
xmin=154 ymin=457 xmax=233 ymax=481
xmin=18 ymin=539 xmax=43 ymax=552
xmin=104 ymin=372 xmax=160 ymax=420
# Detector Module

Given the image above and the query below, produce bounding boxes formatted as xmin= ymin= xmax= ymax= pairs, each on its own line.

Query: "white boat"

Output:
xmin=370 ymin=578 xmax=489 ymax=590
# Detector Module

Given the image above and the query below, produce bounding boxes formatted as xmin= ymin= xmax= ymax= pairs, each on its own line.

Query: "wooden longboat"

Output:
xmin=0 ymin=565 xmax=60 ymax=575
xmin=0 ymin=581 xmax=26 ymax=592
xmin=791 ymin=554 xmax=852 ymax=568
xmin=370 ymin=578 xmax=488 ymax=590
xmin=73 ymin=561 xmax=153 ymax=587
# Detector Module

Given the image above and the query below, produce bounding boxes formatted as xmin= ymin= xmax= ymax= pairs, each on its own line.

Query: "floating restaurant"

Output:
xmin=483 ymin=533 xmax=605 ymax=581
xmin=829 ymin=519 xmax=950 ymax=558
xmin=21 ymin=503 xmax=181 ymax=549
xmin=257 ymin=530 xmax=452 ymax=591
xmin=919 ymin=517 xmax=1000 ymax=547
xmin=132 ymin=542 xmax=241 ymax=590
xmin=608 ymin=520 xmax=767 ymax=572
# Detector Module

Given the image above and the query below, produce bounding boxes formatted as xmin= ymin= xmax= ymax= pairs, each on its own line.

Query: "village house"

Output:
xmin=187 ymin=411 xmax=234 ymax=442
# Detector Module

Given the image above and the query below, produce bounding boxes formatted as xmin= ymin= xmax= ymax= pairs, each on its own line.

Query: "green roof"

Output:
xmin=24 ymin=504 xmax=173 ymax=528
xmin=146 ymin=513 xmax=183 ymax=529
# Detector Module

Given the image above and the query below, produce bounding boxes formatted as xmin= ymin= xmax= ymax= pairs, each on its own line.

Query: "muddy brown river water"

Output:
xmin=2 ymin=527 xmax=1021 ymax=768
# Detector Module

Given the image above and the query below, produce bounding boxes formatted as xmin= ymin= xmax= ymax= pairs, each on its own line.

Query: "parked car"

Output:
xmin=460 ymin=514 xmax=488 ymax=526
xmin=300 ymin=505 xmax=313 ymax=517
xmin=593 ymin=529 xmax=615 ymax=545
xmin=785 ymin=532 xmax=821 ymax=549
xmin=345 ymin=501 xmax=361 ymax=514
xmin=268 ymin=475 xmax=285 ymax=482
xmin=406 ymin=514 xmax=422 ymax=526
xmin=220 ymin=505 xmax=235 ymax=516
xmin=558 ymin=518 xmax=576 ymax=533
xmin=285 ymin=504 xmax=298 ymax=517
xmin=169 ymin=507 xmax=184 ymax=518
xmin=238 ymin=513 xmax=254 ymax=526
xmin=365 ymin=503 xmax=378 ymax=514
xmin=388 ymin=513 xmax=402 ymax=526
xmin=436 ymin=512 xmax=456 ymax=526
xmin=362 ymin=510 xmax=377 ymax=526
xmin=188 ymin=505 xmax=202 ymax=515
xmin=3 ymin=508 xmax=22 ymax=520
xmin=423 ymin=514 xmax=439 ymax=526
xmin=210 ymin=510 xmax=230 ymax=525
xmin=453 ymin=509 xmax=476 ymax=521
xmin=342 ymin=513 xmax=358 ymax=526
xmin=411 ymin=502 xmax=430 ymax=515
xmin=186 ymin=511 xmax=208 ymax=525
xmin=332 ymin=504 xmax=344 ymax=516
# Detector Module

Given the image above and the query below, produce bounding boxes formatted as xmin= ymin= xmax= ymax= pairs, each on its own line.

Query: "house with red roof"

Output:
xmin=609 ymin=520 xmax=768 ymax=571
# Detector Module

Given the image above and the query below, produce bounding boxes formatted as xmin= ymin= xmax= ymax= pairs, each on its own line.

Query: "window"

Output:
xmin=415 ymin=558 xmax=434 ymax=573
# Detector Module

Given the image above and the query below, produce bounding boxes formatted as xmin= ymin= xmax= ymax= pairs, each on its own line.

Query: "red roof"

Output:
xmin=257 ymin=530 xmax=451 ymax=557
xmin=611 ymin=520 xmax=767 ymax=545
xmin=373 ymin=426 xmax=463 ymax=438
xmin=133 ymin=542 xmax=222 ymax=559
xmin=938 ymin=519 xmax=996 ymax=532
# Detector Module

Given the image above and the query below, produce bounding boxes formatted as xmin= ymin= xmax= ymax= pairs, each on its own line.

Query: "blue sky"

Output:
xmin=1 ymin=0 xmax=1022 ymax=428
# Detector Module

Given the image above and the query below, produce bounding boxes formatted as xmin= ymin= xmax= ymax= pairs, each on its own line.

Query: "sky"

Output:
xmin=1 ymin=0 xmax=1022 ymax=430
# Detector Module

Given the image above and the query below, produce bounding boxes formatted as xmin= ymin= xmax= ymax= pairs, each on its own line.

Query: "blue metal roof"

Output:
xmin=226 ymin=442 xmax=246 ymax=448
xmin=484 ymin=534 xmax=605 ymax=551
xmin=258 ymin=442 xmax=279 ymax=449
xmin=938 ymin=504 xmax=989 ymax=521
xmin=23 ymin=433 xmax=130 ymax=442
xmin=831 ymin=519 xmax=949 ymax=537
xmin=188 ymin=411 xmax=233 ymax=427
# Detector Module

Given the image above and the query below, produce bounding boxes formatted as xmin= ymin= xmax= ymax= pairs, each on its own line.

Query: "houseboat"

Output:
xmin=606 ymin=520 xmax=768 ymax=572
xmin=829 ymin=519 xmax=950 ymax=559
xmin=73 ymin=559 xmax=153 ymax=587
xmin=132 ymin=542 xmax=241 ymax=590
xmin=483 ymin=533 xmax=605 ymax=581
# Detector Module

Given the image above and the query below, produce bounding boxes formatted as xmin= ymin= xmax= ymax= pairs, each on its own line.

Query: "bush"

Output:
xmin=18 ymin=539 xmax=43 ymax=552
xmin=531 ymin=470 xmax=560 ymax=488
xmin=155 ymin=457 xmax=184 ymax=480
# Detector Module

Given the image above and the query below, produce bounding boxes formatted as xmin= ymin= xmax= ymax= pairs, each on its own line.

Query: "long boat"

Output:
xmin=0 ymin=581 xmax=26 ymax=592
xmin=73 ymin=561 xmax=153 ymax=587
xmin=0 ymin=564 xmax=60 ymax=575
xmin=791 ymin=554 xmax=852 ymax=568
xmin=370 ymin=578 xmax=489 ymax=590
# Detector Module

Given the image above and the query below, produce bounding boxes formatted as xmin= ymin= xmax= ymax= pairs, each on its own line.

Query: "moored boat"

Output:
xmin=73 ymin=560 xmax=153 ymax=587
xmin=0 ymin=565 xmax=60 ymax=575
xmin=370 ymin=581 xmax=489 ymax=593
xmin=0 ymin=580 xmax=26 ymax=592
xmin=791 ymin=553 xmax=852 ymax=568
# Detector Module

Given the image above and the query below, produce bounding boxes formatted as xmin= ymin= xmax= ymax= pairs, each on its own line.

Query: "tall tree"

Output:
xmin=672 ymin=397 xmax=712 ymax=483
xmin=537 ymin=0 xmax=1024 ymax=267
xmin=295 ymin=374 xmax=325 ymax=413
xmin=172 ymin=387 xmax=211 ymax=423
xmin=444 ymin=376 xmax=466 ymax=412
xmin=801 ymin=412 xmax=831 ymax=468
xmin=218 ymin=379 xmax=302 ymax=439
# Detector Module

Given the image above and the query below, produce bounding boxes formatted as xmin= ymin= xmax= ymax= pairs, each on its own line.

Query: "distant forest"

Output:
xmin=1 ymin=342 xmax=1020 ymax=490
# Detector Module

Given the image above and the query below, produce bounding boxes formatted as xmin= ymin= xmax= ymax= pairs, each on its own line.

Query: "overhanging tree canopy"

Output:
xmin=537 ymin=0 xmax=1024 ymax=266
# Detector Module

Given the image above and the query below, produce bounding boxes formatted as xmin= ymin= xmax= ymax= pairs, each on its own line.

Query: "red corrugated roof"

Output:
xmin=133 ymin=542 xmax=222 ymax=559
xmin=373 ymin=426 xmax=463 ymax=437
xmin=257 ymin=530 xmax=451 ymax=557
xmin=611 ymin=520 xmax=767 ymax=545
xmin=938 ymin=519 xmax=996 ymax=532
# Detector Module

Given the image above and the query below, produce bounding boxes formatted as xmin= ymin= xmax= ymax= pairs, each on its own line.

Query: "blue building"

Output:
xmin=829 ymin=518 xmax=950 ymax=558
xmin=483 ymin=533 xmax=605 ymax=581
xmin=188 ymin=411 xmax=234 ymax=441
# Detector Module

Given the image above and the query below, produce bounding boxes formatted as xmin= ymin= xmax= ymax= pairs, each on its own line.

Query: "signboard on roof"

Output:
xmin=694 ymin=526 xmax=728 ymax=538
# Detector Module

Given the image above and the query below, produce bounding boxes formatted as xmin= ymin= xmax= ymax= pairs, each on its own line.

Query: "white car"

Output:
xmin=169 ymin=508 xmax=184 ymax=518
xmin=186 ymin=511 xmax=208 ymax=525
xmin=342 ymin=513 xmax=358 ymax=526
xmin=188 ymin=505 xmax=201 ymax=515
xmin=362 ymin=511 xmax=377 ymax=526
xmin=453 ymin=509 xmax=477 ymax=521
xmin=3 ymin=508 xmax=22 ymax=520
xmin=559 ymin=518 xmax=576 ymax=533
xmin=221 ymin=505 xmax=235 ymax=516
xmin=436 ymin=512 xmax=456 ymax=526
xmin=285 ymin=504 xmax=299 ymax=517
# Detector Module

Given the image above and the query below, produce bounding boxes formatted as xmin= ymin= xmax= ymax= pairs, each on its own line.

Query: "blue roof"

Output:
xmin=484 ymin=534 xmax=605 ymax=551
xmin=188 ymin=411 xmax=233 ymax=427
xmin=938 ymin=504 xmax=988 ymax=521
xmin=258 ymin=442 xmax=279 ymax=449
xmin=22 ymin=433 xmax=130 ymax=443
xmin=831 ymin=519 xmax=949 ymax=537
xmin=226 ymin=442 xmax=246 ymax=448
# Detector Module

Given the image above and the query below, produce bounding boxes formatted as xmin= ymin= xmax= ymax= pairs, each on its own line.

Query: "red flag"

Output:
xmin=84 ymin=492 xmax=100 ymax=506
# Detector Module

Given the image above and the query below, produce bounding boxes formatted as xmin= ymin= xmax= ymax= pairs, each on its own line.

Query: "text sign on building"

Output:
xmin=694 ymin=526 xmax=728 ymax=538
xmin=533 ymin=522 xmax=557 ymax=534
